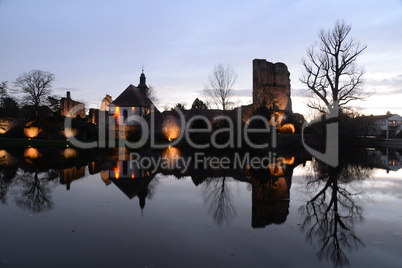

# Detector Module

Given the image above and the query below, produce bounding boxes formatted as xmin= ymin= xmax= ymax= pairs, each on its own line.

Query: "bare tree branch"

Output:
xmin=204 ymin=63 xmax=238 ymax=110
xmin=13 ymin=69 xmax=55 ymax=116
xmin=300 ymin=20 xmax=368 ymax=112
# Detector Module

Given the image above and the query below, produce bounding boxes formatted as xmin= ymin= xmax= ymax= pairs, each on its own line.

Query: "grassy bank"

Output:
xmin=0 ymin=137 xmax=69 ymax=147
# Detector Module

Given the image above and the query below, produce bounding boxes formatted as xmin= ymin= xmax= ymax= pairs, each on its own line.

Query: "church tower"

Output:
xmin=137 ymin=70 xmax=148 ymax=99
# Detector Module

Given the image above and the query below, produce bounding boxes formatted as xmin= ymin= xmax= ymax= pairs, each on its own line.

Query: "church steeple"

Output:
xmin=137 ymin=68 xmax=148 ymax=101
xmin=138 ymin=66 xmax=147 ymax=89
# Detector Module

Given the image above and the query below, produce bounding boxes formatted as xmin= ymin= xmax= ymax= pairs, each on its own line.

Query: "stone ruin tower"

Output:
xmin=252 ymin=59 xmax=292 ymax=113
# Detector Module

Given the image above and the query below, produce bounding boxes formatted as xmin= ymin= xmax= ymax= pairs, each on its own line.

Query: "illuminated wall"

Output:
xmin=253 ymin=59 xmax=292 ymax=112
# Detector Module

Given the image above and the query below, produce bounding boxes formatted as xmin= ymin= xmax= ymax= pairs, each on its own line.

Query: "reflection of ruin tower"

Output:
xmin=253 ymin=59 xmax=292 ymax=112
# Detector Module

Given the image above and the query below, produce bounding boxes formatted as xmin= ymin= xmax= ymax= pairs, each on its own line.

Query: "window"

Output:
xmin=123 ymin=109 xmax=128 ymax=122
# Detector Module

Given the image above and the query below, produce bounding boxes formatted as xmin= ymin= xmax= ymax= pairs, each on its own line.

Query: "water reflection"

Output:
xmin=59 ymin=166 xmax=86 ymax=190
xmin=13 ymin=169 xmax=57 ymax=213
xmin=201 ymin=176 xmax=237 ymax=226
xmin=0 ymin=146 xmax=400 ymax=267
xmin=299 ymin=157 xmax=373 ymax=267
xmin=366 ymin=147 xmax=402 ymax=172
xmin=245 ymin=156 xmax=297 ymax=228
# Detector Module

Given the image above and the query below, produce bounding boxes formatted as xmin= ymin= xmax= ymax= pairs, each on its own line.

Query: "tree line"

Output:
xmin=0 ymin=70 xmax=60 ymax=118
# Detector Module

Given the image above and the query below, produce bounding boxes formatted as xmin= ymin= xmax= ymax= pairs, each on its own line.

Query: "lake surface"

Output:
xmin=0 ymin=147 xmax=401 ymax=267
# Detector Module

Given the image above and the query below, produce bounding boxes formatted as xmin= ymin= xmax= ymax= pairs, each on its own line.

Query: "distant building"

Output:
xmin=89 ymin=94 xmax=113 ymax=125
xmin=60 ymin=91 xmax=86 ymax=118
xmin=359 ymin=114 xmax=402 ymax=138
xmin=100 ymin=94 xmax=113 ymax=111
xmin=109 ymin=71 xmax=156 ymax=125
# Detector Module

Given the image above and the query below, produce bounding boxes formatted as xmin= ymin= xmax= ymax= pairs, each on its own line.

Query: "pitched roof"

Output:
xmin=361 ymin=114 xmax=402 ymax=122
xmin=111 ymin=84 xmax=147 ymax=107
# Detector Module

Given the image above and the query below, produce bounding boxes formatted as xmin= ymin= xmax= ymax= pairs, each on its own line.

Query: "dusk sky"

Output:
xmin=1 ymin=0 xmax=401 ymax=116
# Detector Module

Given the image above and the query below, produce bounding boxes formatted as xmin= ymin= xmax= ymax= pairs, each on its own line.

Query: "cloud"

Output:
xmin=231 ymin=89 xmax=252 ymax=97
xmin=366 ymin=74 xmax=402 ymax=94
xmin=54 ymin=87 xmax=81 ymax=92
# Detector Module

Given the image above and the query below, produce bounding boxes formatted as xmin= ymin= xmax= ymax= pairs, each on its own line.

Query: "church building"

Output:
xmin=109 ymin=71 xmax=152 ymax=125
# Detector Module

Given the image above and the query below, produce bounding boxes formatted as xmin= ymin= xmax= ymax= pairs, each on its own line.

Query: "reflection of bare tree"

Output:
xmin=299 ymin=161 xmax=372 ymax=267
xmin=201 ymin=176 xmax=237 ymax=226
xmin=13 ymin=169 xmax=57 ymax=213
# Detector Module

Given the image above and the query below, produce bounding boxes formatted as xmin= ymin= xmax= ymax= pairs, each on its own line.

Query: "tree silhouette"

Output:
xmin=299 ymin=161 xmax=372 ymax=267
xmin=13 ymin=169 xmax=57 ymax=213
xmin=204 ymin=63 xmax=238 ymax=110
xmin=191 ymin=98 xmax=208 ymax=110
xmin=201 ymin=176 xmax=237 ymax=226
xmin=300 ymin=20 xmax=368 ymax=113
xmin=13 ymin=69 xmax=55 ymax=117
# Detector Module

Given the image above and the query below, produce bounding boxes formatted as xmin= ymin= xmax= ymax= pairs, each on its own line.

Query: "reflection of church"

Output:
xmin=102 ymin=147 xmax=306 ymax=227
xmin=102 ymin=159 xmax=153 ymax=210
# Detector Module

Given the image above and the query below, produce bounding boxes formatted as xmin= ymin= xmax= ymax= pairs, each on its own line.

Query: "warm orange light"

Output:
xmin=131 ymin=107 xmax=135 ymax=112
xmin=24 ymin=127 xmax=41 ymax=138
xmin=131 ymin=173 xmax=135 ymax=179
xmin=163 ymin=146 xmax=181 ymax=169
xmin=114 ymin=167 xmax=120 ymax=179
xmin=24 ymin=148 xmax=41 ymax=159
xmin=268 ymin=162 xmax=284 ymax=176
xmin=0 ymin=150 xmax=7 ymax=159
xmin=100 ymin=170 xmax=111 ymax=185
xmin=61 ymin=148 xmax=78 ymax=159
xmin=162 ymin=117 xmax=181 ymax=141
xmin=115 ymin=106 xmax=120 ymax=116
xmin=280 ymin=156 xmax=295 ymax=165
xmin=0 ymin=124 xmax=9 ymax=134
xmin=278 ymin=123 xmax=295 ymax=134
xmin=0 ymin=150 xmax=13 ymax=166
xmin=63 ymin=128 xmax=78 ymax=138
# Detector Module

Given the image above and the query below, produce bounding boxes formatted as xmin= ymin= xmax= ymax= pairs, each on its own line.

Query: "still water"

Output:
xmin=0 ymin=147 xmax=401 ymax=267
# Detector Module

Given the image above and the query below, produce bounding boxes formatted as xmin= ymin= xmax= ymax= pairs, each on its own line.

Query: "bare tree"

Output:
xmin=204 ymin=63 xmax=238 ymax=110
xmin=14 ymin=69 xmax=55 ymax=116
xmin=300 ymin=20 xmax=368 ymax=113
xmin=146 ymin=85 xmax=158 ymax=104
xmin=0 ymin=81 xmax=8 ymax=106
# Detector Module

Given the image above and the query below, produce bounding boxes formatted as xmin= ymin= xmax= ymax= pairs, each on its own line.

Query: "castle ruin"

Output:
xmin=252 ymin=59 xmax=292 ymax=113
